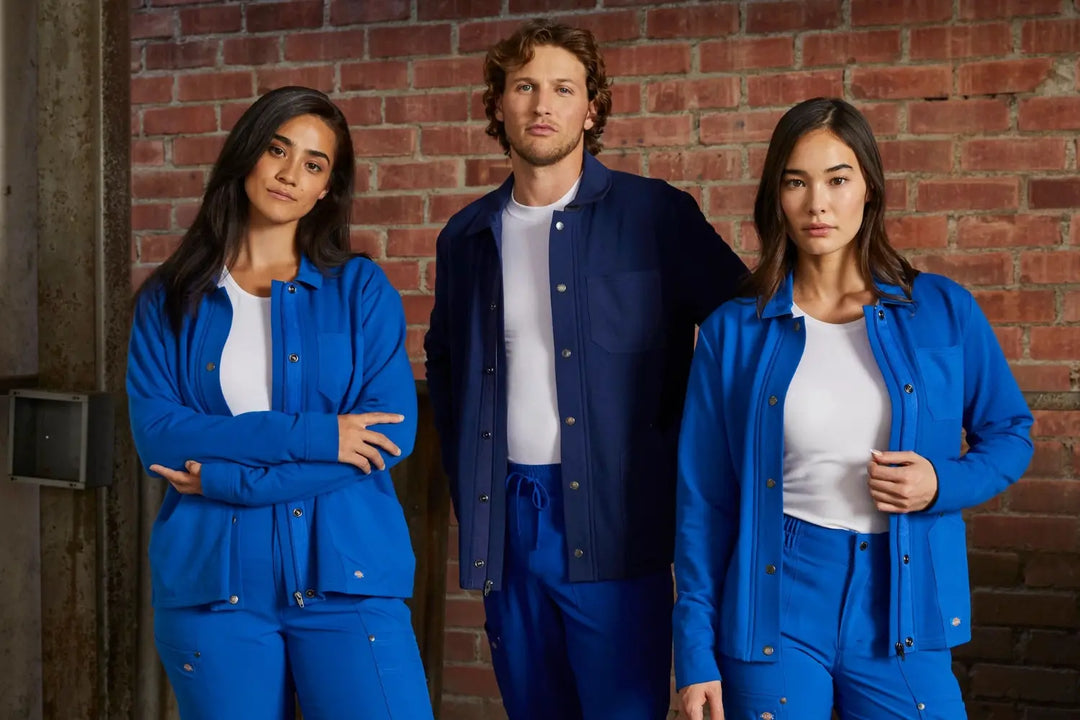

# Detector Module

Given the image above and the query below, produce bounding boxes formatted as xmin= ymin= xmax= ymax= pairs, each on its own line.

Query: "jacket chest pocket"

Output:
xmin=586 ymin=270 xmax=664 ymax=353
xmin=915 ymin=346 xmax=962 ymax=421
xmin=317 ymin=333 xmax=354 ymax=404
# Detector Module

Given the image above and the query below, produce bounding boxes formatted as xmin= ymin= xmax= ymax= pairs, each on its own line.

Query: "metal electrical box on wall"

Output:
xmin=6 ymin=389 xmax=114 ymax=489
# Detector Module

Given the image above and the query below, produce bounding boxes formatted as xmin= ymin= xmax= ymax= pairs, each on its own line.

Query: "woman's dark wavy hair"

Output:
xmin=140 ymin=86 xmax=356 ymax=334
xmin=482 ymin=19 xmax=613 ymax=157
xmin=744 ymin=97 xmax=917 ymax=310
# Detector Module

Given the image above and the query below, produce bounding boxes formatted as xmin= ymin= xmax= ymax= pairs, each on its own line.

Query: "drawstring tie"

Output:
xmin=506 ymin=471 xmax=550 ymax=552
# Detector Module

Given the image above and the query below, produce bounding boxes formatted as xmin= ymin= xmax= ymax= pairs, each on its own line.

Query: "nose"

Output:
xmin=805 ymin=183 xmax=826 ymax=216
xmin=532 ymin=87 xmax=553 ymax=116
xmin=276 ymin=160 xmax=298 ymax=185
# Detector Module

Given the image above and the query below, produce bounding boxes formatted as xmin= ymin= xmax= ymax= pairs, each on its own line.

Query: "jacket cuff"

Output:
xmin=923 ymin=455 xmax=965 ymax=514
xmin=200 ymin=462 xmax=239 ymax=504
xmin=674 ymin=648 xmax=722 ymax=691
xmin=303 ymin=413 xmax=339 ymax=462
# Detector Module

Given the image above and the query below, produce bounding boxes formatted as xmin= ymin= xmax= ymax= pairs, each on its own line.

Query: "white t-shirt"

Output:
xmin=218 ymin=270 xmax=273 ymax=415
xmin=782 ymin=305 xmax=891 ymax=534
xmin=501 ymin=179 xmax=580 ymax=465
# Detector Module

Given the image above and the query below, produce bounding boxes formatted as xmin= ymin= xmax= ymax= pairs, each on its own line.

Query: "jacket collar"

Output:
xmin=294 ymin=253 xmax=324 ymax=289
xmin=463 ymin=152 xmax=613 ymax=237
xmin=761 ymin=271 xmax=912 ymax=319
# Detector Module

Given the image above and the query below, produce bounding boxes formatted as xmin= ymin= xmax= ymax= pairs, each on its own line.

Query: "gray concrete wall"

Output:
xmin=0 ymin=1 xmax=43 ymax=719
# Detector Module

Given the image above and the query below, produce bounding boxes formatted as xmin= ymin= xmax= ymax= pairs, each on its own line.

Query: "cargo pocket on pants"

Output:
xmin=355 ymin=599 xmax=434 ymax=720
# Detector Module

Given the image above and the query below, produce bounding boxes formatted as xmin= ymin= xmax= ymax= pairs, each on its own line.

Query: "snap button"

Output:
xmin=569 ymin=481 xmax=580 ymax=490
xmin=479 ymin=494 xmax=489 ymax=502
xmin=951 ymin=617 xmax=961 ymax=627
xmin=905 ymin=637 xmax=914 ymax=647
xmin=779 ymin=698 xmax=787 ymax=705
xmin=762 ymin=645 xmax=774 ymax=656
xmin=489 ymin=303 xmax=497 ymax=311
xmin=766 ymin=478 xmax=776 ymax=488
xmin=353 ymin=570 xmax=364 ymax=579
xmin=564 ymin=416 xmax=576 ymax=426
xmin=904 ymin=383 xmax=914 ymax=394
xmin=768 ymin=395 xmax=778 ymax=406
xmin=305 ymin=589 xmax=315 ymax=598
xmin=228 ymin=595 xmax=238 ymax=605
xmin=903 ymin=554 xmax=910 ymax=564
xmin=292 ymin=508 xmax=303 ymax=518
xmin=205 ymin=362 xmax=216 ymax=372
xmin=917 ymin=703 xmax=925 ymax=711
xmin=555 ymin=283 xmax=567 ymax=293
xmin=859 ymin=541 xmax=868 ymax=551
xmin=484 ymin=366 xmax=495 ymax=374
xmin=765 ymin=564 xmax=776 ymax=574
xmin=287 ymin=284 xmax=296 ymax=293
xmin=481 ymin=431 xmax=492 ymax=439
xmin=793 ymin=321 xmax=801 ymax=331
xmin=762 ymin=713 xmax=774 ymax=720
xmin=232 ymin=516 xmax=237 ymax=524
xmin=474 ymin=559 xmax=485 ymax=568
xmin=183 ymin=663 xmax=194 ymax=672
xmin=368 ymin=634 xmax=376 ymax=642
xmin=561 ymin=349 xmax=572 ymax=358
xmin=289 ymin=353 xmax=299 ymax=363
xmin=573 ymin=548 xmax=584 ymax=558
xmin=877 ymin=309 xmax=885 ymax=319
xmin=555 ymin=221 xmax=564 ymax=230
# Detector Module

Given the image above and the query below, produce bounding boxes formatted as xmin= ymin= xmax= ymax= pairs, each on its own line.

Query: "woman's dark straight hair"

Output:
xmin=744 ymin=97 xmax=917 ymax=311
xmin=140 ymin=86 xmax=356 ymax=334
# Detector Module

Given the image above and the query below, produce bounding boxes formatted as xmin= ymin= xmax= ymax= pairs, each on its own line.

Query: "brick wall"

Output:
xmin=129 ymin=1 xmax=1080 ymax=717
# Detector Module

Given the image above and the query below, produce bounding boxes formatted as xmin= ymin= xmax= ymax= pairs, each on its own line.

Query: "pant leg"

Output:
xmin=286 ymin=595 xmax=434 ymax=720
xmin=483 ymin=464 xmax=582 ymax=720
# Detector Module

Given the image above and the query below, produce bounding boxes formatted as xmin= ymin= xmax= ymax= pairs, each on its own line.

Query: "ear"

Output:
xmin=495 ymin=96 xmax=504 ymax=123
xmin=583 ymin=100 xmax=596 ymax=132
xmin=318 ymin=189 xmax=328 ymax=200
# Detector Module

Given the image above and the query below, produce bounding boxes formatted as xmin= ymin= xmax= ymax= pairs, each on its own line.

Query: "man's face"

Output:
xmin=496 ymin=44 xmax=595 ymax=168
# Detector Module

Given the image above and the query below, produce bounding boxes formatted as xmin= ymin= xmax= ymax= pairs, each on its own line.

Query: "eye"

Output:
xmin=556 ymin=86 xmax=572 ymax=95
xmin=782 ymin=178 xmax=804 ymax=189
xmin=268 ymin=144 xmax=286 ymax=158
xmin=305 ymin=161 xmax=324 ymax=173
xmin=517 ymin=83 xmax=533 ymax=92
xmin=830 ymin=177 xmax=849 ymax=186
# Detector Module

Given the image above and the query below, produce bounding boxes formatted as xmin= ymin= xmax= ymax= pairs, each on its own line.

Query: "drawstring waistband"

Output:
xmin=506 ymin=470 xmax=551 ymax=552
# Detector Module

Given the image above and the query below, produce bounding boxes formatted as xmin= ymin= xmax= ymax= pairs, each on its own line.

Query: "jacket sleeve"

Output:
xmin=673 ymin=326 xmax=739 ymax=690
xmin=127 ymin=288 xmax=339 ymax=473
xmin=669 ymin=189 xmax=748 ymax=325
xmin=198 ymin=263 xmax=418 ymax=506
xmin=423 ymin=228 xmax=459 ymax=507
xmin=926 ymin=292 xmax=1034 ymax=513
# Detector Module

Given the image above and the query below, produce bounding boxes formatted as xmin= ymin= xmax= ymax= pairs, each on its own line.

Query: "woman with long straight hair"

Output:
xmin=673 ymin=98 xmax=1033 ymax=720
xmin=127 ymin=86 xmax=434 ymax=720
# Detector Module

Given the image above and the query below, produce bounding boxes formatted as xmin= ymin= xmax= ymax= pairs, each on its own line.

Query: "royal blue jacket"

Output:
xmin=424 ymin=152 xmax=747 ymax=592
xmin=127 ymin=255 xmax=417 ymax=609
xmin=673 ymin=272 xmax=1033 ymax=688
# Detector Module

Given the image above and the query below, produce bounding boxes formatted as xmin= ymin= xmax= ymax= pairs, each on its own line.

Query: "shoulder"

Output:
xmin=441 ymin=189 xmax=501 ymax=238
xmin=910 ymin=272 xmax=974 ymax=310
xmin=698 ymin=296 xmax=760 ymax=341
xmin=607 ymin=169 xmax=689 ymax=206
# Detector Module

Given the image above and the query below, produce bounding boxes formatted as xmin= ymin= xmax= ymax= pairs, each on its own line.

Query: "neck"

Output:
xmin=233 ymin=220 xmax=301 ymax=274
xmin=509 ymin=148 xmax=585 ymax=207
xmin=792 ymin=246 xmax=870 ymax=308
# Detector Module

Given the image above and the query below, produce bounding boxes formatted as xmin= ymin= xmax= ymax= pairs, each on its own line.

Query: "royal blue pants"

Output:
xmin=153 ymin=504 xmax=434 ymax=720
xmin=719 ymin=515 xmax=966 ymax=719
xmin=483 ymin=463 xmax=674 ymax=720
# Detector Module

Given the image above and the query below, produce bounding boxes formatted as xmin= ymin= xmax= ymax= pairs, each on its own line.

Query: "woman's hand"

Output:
xmin=680 ymin=681 xmax=725 ymax=720
xmin=867 ymin=449 xmax=939 ymax=512
xmin=150 ymin=460 xmax=203 ymax=495
xmin=338 ymin=412 xmax=405 ymax=473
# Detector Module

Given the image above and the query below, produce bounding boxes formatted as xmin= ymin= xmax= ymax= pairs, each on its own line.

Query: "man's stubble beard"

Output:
xmin=509 ymin=129 xmax=585 ymax=168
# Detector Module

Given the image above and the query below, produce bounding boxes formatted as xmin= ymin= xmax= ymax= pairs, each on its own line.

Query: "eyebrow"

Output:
xmin=511 ymin=76 xmax=581 ymax=86
xmin=782 ymin=163 xmax=854 ymax=175
xmin=272 ymin=133 xmax=331 ymax=163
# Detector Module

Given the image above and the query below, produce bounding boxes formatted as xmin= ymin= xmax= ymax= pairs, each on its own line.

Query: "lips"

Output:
xmin=268 ymin=188 xmax=295 ymax=201
xmin=805 ymin=224 xmax=833 ymax=237
xmin=527 ymin=124 xmax=556 ymax=135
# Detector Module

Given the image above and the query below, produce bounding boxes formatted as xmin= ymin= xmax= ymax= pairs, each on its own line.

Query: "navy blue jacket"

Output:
xmin=424 ymin=153 xmax=747 ymax=592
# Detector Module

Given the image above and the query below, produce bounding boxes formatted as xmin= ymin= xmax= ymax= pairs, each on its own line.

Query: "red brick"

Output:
xmin=353 ymin=163 xmax=372 ymax=194
xmin=132 ymin=203 xmax=172 ymax=231
xmin=419 ymin=0 xmax=500 ymax=20
xmin=853 ymin=0 xmax=952 ymax=25
xmin=971 ymin=515 xmax=1079 ymax=552
xmin=647 ymin=78 xmax=739 ymax=113
xmin=256 ymin=66 xmax=335 ymax=94
xmin=856 ymin=103 xmax=901 ymax=136
xmin=142 ymin=105 xmax=216 ymax=135
xmin=340 ymin=61 xmax=408 ymax=91
xmin=329 ymin=0 xmax=409 ymax=24
xmin=884 ymin=179 xmax=908 ymax=211
xmin=1073 ymin=212 xmax=1080 ymax=245
xmin=646 ymin=5 xmax=738 ymax=39
xmin=551 ymin=11 xmax=641 ymax=43
xmin=334 ymin=97 xmax=382 ymax=127
xmin=706 ymin=184 xmax=759 ymax=217
xmin=387 ymin=228 xmax=440 ymax=257
xmin=605 ymin=116 xmax=692 ymax=149
xmin=961 ymin=138 xmax=1066 ymax=171
xmin=746 ymin=0 xmax=840 ymax=33
xmin=1065 ymin=291 xmax=1080 ymax=322
xmin=959 ymin=0 xmax=1062 ymax=19
xmin=414 ymin=57 xmax=484 ymax=89
xmin=132 ymin=11 xmax=174 ymax=40
xmin=908 ymin=99 xmax=1010 ymax=134
xmin=910 ymin=24 xmax=1013 ymax=60
xmin=649 ymin=150 xmax=741 ymax=183
xmin=885 ymin=215 xmax=949 ymax=249
xmin=353 ymin=195 xmax=424 ymax=226
xmin=1030 ymin=327 xmax=1080 ymax=360
xmin=131 ymin=76 xmax=173 ymax=105
xmin=851 ymin=65 xmax=951 ymax=100
xmin=458 ymin=19 xmax=524 ymax=54
xmin=1010 ymin=364 xmax=1073 ymax=392
xmin=879 ymin=140 xmax=952 ymax=173
xmin=508 ymin=0 xmax=594 ymax=10
xmin=220 ymin=102 xmax=250 ymax=132
xmin=911 ymin=253 xmax=1012 ymax=287
xmin=385 ymin=93 xmax=469 ymax=124
xmin=1026 ymin=556 xmax=1080 ymax=589
xmin=138 ymin=234 xmax=183 ymax=263
xmin=349 ymin=229 xmax=384 ymax=257
xmin=1019 ymin=97 xmax=1080 ymax=131
xmin=1020 ymin=251 xmax=1080 ymax=284
xmin=747 ymin=70 xmax=843 ymax=108
xmin=917 ymin=179 xmax=1018 ymax=212
xmin=422 ymin=125 xmax=499 ymax=156
xmin=174 ymin=202 xmax=200 ymax=229
xmin=611 ymin=83 xmax=642 ymax=114
xmin=1022 ymin=18 xmax=1080 ymax=53
xmin=952 ymin=625 xmax=1017 ymax=660
xmin=179 ymin=6 xmax=241 ymax=35
xmin=177 ymin=71 xmax=252 ymax=101
xmin=970 ymin=664 xmax=1080 ymax=702
xmin=132 ymin=170 xmax=205 ymax=200
xmin=223 ymin=36 xmax=280 ymax=66
xmin=370 ymin=25 xmax=450 ymax=59
xmin=379 ymin=161 xmax=458 ymax=191
xmin=405 ymin=328 xmax=426 ymax=357
xmin=442 ymin=664 xmax=501 ymax=699
xmin=700 ymin=110 xmax=785 ymax=145
xmin=1029 ymin=440 xmax=1069 ymax=476
xmin=284 ymin=30 xmax=366 ymax=62
xmin=974 ymin=289 xmax=1054 ymax=323
xmin=602 ymin=44 xmax=691 ymax=77
xmin=401 ymin=294 xmax=434 ymax=325
xmin=1031 ymin=179 xmax=1080 ymax=209
xmin=465 ymin=158 xmax=511 ymax=187
xmin=429 ymin=192 xmax=485 ymax=224
xmin=172 ymin=135 xmax=225 ymax=166
xmin=247 ymin=1 xmax=322 ymax=33
xmin=349 ymin=128 xmax=416 ymax=158
xmin=802 ymin=30 xmax=901 ymax=66
xmin=145 ymin=40 xmax=217 ymax=70
xmin=700 ymin=37 xmax=793 ymax=73
xmin=958 ymin=59 xmax=1054 ymax=95
xmin=995 ymin=327 xmax=1023 ymax=359
xmin=443 ymin=629 xmax=481 ymax=664
xmin=956 ymin=214 xmax=1062 ymax=248
xmin=1031 ymin=410 xmax=1080 ymax=440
